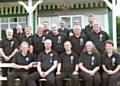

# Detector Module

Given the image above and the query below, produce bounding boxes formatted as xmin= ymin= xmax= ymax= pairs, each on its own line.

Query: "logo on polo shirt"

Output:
xmin=112 ymin=57 xmax=116 ymax=66
xmin=58 ymin=36 xmax=61 ymax=43
xmin=50 ymin=53 xmax=53 ymax=63
xmin=11 ymin=41 xmax=14 ymax=47
xmin=70 ymin=56 xmax=74 ymax=64
xmin=42 ymin=36 xmax=45 ymax=43
xmin=91 ymin=56 xmax=95 ymax=65
xmin=99 ymin=34 xmax=103 ymax=42
xmin=26 ymin=57 xmax=29 ymax=62
xmin=80 ymin=38 xmax=83 ymax=45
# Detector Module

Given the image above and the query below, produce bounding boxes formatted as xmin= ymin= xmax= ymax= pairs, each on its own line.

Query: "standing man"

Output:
xmin=21 ymin=26 xmax=33 ymax=53
xmin=56 ymin=41 xmax=79 ymax=86
xmin=31 ymin=25 xmax=45 ymax=56
xmin=7 ymin=41 xmax=35 ymax=86
xmin=89 ymin=22 xmax=109 ymax=56
xmin=0 ymin=28 xmax=18 ymax=86
xmin=14 ymin=25 xmax=24 ymax=45
xmin=84 ymin=14 xmax=95 ymax=39
xmin=58 ymin=20 xmax=70 ymax=38
xmin=69 ymin=25 xmax=87 ymax=56
xmin=28 ymin=39 xmax=58 ymax=86
xmin=50 ymin=24 xmax=67 ymax=55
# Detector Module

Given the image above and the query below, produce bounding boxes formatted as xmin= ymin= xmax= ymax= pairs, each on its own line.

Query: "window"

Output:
xmin=38 ymin=15 xmax=84 ymax=29
xmin=0 ymin=17 xmax=27 ymax=39
xmin=60 ymin=15 xmax=84 ymax=29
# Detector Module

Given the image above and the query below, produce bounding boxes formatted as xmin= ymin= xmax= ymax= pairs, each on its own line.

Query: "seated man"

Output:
xmin=56 ymin=41 xmax=79 ymax=86
xmin=28 ymin=39 xmax=58 ymax=86
xmin=7 ymin=41 xmax=35 ymax=86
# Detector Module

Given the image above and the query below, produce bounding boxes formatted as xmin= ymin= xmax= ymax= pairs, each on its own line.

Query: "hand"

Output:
xmin=56 ymin=71 xmax=61 ymax=75
xmin=39 ymin=71 xmax=45 ymax=78
xmin=89 ymin=71 xmax=95 ymax=76
xmin=107 ymin=70 xmax=113 ymax=75
xmin=28 ymin=62 xmax=34 ymax=68
xmin=23 ymin=66 xmax=29 ymax=70
xmin=4 ymin=56 xmax=10 ymax=61
xmin=72 ymin=71 xmax=78 ymax=75
xmin=44 ymin=72 xmax=49 ymax=77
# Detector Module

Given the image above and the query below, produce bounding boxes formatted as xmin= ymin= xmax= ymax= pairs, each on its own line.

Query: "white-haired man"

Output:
xmin=0 ymin=28 xmax=18 ymax=86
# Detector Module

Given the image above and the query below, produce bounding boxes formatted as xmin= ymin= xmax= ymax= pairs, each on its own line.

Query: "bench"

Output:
xmin=0 ymin=63 xmax=83 ymax=82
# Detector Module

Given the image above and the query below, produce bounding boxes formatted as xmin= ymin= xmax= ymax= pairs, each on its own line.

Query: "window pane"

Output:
xmin=1 ymin=18 xmax=8 ymax=23
xmin=10 ymin=24 xmax=17 ymax=29
xmin=61 ymin=17 xmax=71 ymax=29
xmin=10 ymin=17 xmax=17 ymax=22
xmin=72 ymin=16 xmax=82 ymax=27
xmin=1 ymin=24 xmax=8 ymax=30
xmin=18 ymin=17 xmax=26 ymax=22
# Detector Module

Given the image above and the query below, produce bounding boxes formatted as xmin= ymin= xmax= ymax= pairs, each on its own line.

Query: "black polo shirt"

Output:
xmin=31 ymin=34 xmax=44 ymax=54
xmin=58 ymin=28 xmax=70 ymax=38
xmin=37 ymin=50 xmax=58 ymax=71
xmin=21 ymin=34 xmax=33 ymax=45
xmin=0 ymin=37 xmax=18 ymax=56
xmin=79 ymin=52 xmax=101 ymax=70
xmin=84 ymin=25 xmax=93 ymax=39
xmin=102 ymin=52 xmax=120 ymax=70
xmin=14 ymin=33 xmax=25 ymax=45
xmin=69 ymin=34 xmax=87 ymax=56
xmin=59 ymin=52 xmax=79 ymax=73
xmin=12 ymin=52 xmax=35 ymax=72
xmin=89 ymin=30 xmax=109 ymax=53
xmin=49 ymin=33 xmax=67 ymax=54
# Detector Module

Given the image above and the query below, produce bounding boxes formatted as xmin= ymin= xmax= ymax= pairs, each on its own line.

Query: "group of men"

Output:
xmin=0 ymin=14 xmax=112 ymax=86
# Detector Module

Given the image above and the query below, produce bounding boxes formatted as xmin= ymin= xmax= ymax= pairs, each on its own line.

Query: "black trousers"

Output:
xmin=56 ymin=72 xmax=79 ymax=86
xmin=28 ymin=71 xmax=55 ymax=86
xmin=102 ymin=72 xmax=120 ymax=86
xmin=79 ymin=71 xmax=101 ymax=86
xmin=1 ymin=58 xmax=12 ymax=86
xmin=7 ymin=71 xmax=29 ymax=86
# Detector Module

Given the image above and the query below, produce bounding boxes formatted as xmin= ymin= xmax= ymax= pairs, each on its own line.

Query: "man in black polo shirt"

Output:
xmin=28 ymin=39 xmax=58 ymax=86
xmin=69 ymin=25 xmax=88 ymax=56
xmin=89 ymin=22 xmax=109 ymax=57
xmin=14 ymin=25 xmax=24 ymax=45
xmin=102 ymin=40 xmax=120 ymax=86
xmin=0 ymin=28 xmax=18 ymax=86
xmin=56 ymin=41 xmax=79 ymax=86
xmin=49 ymin=24 xmax=67 ymax=55
xmin=58 ymin=20 xmax=70 ymax=38
xmin=84 ymin=14 xmax=95 ymax=39
xmin=31 ymin=25 xmax=45 ymax=55
xmin=21 ymin=26 xmax=33 ymax=53
xmin=7 ymin=41 xmax=35 ymax=86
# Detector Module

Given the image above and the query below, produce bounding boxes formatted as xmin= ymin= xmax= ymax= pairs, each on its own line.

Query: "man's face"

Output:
xmin=21 ymin=44 xmax=29 ymax=53
xmin=6 ymin=31 xmax=13 ymax=39
xmin=44 ymin=42 xmax=52 ymax=49
xmin=88 ymin=16 xmax=94 ymax=25
xmin=73 ymin=26 xmax=81 ymax=35
xmin=64 ymin=42 xmax=72 ymax=51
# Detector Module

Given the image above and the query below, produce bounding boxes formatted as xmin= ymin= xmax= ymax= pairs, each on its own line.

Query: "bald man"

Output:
xmin=28 ymin=39 xmax=58 ymax=86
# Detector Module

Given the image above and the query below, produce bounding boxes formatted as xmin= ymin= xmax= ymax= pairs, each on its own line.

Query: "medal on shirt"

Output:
xmin=50 ymin=53 xmax=53 ymax=63
xmin=42 ymin=36 xmax=45 ymax=43
xmin=112 ymin=57 xmax=116 ymax=66
xmin=91 ymin=56 xmax=95 ymax=65
xmin=70 ymin=56 xmax=74 ymax=64
xmin=99 ymin=34 xmax=103 ymax=42
xmin=80 ymin=38 xmax=83 ymax=45
xmin=26 ymin=57 xmax=29 ymax=62
xmin=58 ymin=36 xmax=61 ymax=43
xmin=11 ymin=41 xmax=14 ymax=47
